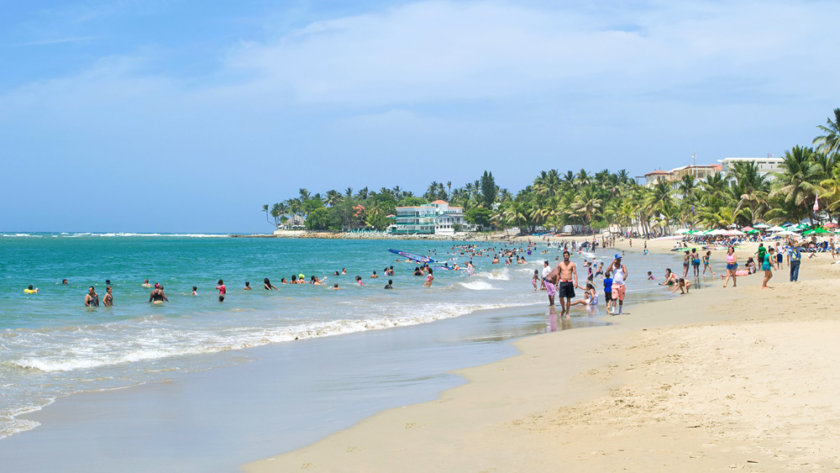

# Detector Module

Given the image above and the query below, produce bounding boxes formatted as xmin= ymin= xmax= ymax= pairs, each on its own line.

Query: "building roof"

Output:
xmin=430 ymin=200 xmax=449 ymax=205
xmin=644 ymin=170 xmax=670 ymax=176
xmin=719 ymin=156 xmax=784 ymax=162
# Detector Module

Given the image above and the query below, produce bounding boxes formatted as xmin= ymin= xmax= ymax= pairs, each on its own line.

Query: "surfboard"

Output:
xmin=388 ymin=249 xmax=435 ymax=264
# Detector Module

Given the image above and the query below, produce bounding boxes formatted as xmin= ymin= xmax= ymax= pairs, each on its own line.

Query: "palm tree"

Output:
xmin=771 ymin=145 xmax=821 ymax=225
xmin=819 ymin=165 xmax=840 ymax=222
xmin=813 ymin=108 xmax=840 ymax=159
xmin=730 ymin=161 xmax=770 ymax=225
xmin=676 ymin=175 xmax=698 ymax=228
xmin=325 ymin=190 xmax=343 ymax=207
xmin=571 ymin=186 xmax=602 ymax=231
xmin=262 ymin=204 xmax=271 ymax=226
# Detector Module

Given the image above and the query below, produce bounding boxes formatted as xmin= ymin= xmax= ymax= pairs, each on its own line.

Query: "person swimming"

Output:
xmin=264 ymin=278 xmax=278 ymax=290
xmin=384 ymin=279 xmax=393 ymax=289
xmin=24 ymin=285 xmax=38 ymax=294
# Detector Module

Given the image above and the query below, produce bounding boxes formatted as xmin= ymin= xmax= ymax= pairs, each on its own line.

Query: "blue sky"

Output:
xmin=1 ymin=0 xmax=838 ymax=232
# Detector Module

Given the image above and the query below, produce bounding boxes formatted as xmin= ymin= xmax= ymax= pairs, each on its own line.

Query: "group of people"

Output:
xmin=539 ymin=250 xmax=628 ymax=318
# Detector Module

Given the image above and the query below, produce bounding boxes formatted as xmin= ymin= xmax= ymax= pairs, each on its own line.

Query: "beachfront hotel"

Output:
xmin=718 ymin=155 xmax=784 ymax=178
xmin=642 ymin=155 xmax=784 ymax=189
xmin=388 ymin=200 xmax=470 ymax=235
xmin=642 ymin=164 xmax=722 ymax=188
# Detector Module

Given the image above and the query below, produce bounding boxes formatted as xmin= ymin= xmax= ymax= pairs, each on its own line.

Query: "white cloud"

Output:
xmin=219 ymin=0 xmax=840 ymax=106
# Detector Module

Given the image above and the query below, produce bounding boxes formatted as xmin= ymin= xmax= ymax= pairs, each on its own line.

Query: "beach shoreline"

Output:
xmin=244 ymin=239 xmax=840 ymax=472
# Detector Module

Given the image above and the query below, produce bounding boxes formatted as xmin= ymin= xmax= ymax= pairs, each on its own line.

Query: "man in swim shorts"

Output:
xmin=556 ymin=250 xmax=578 ymax=319
xmin=610 ymin=255 xmax=628 ymax=315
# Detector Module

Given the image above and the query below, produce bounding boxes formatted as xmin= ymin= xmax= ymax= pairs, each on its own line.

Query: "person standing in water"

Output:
xmin=264 ymin=278 xmax=278 ymax=290
xmin=556 ymin=250 xmax=578 ymax=319
xmin=424 ymin=268 xmax=434 ymax=287
xmin=610 ymin=255 xmax=628 ymax=315
xmin=149 ymin=285 xmax=169 ymax=303
xmin=216 ymin=279 xmax=226 ymax=302
xmin=84 ymin=286 xmax=99 ymax=307
xmin=103 ymin=286 xmax=114 ymax=307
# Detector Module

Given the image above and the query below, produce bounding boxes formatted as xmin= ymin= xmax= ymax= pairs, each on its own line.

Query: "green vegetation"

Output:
xmin=263 ymin=108 xmax=840 ymax=234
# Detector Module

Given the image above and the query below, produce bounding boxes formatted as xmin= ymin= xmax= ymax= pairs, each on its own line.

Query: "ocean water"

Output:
xmin=0 ymin=233 xmax=680 ymax=444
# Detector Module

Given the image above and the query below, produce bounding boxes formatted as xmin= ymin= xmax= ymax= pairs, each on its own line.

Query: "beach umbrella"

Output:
xmin=775 ymin=230 xmax=799 ymax=236
xmin=675 ymin=228 xmax=691 ymax=234
xmin=802 ymin=229 xmax=815 ymax=236
xmin=745 ymin=229 xmax=759 ymax=234
xmin=742 ymin=226 xmax=754 ymax=232
xmin=768 ymin=225 xmax=785 ymax=232
xmin=814 ymin=227 xmax=830 ymax=234
xmin=824 ymin=222 xmax=838 ymax=228
xmin=753 ymin=223 xmax=770 ymax=229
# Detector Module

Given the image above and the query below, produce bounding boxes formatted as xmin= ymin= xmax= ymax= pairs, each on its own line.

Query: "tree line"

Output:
xmin=262 ymin=108 xmax=840 ymax=235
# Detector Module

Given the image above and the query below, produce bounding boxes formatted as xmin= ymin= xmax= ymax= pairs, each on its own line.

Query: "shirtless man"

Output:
xmin=555 ymin=250 xmax=578 ymax=319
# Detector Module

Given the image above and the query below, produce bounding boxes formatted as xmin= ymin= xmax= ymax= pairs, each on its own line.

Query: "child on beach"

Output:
xmin=646 ymin=271 xmax=654 ymax=280
xmin=603 ymin=271 xmax=614 ymax=313
xmin=532 ymin=269 xmax=539 ymax=292
xmin=671 ymin=278 xmax=692 ymax=294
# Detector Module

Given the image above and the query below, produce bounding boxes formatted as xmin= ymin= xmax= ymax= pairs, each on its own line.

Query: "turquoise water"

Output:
xmin=0 ymin=233 xmax=679 ymax=441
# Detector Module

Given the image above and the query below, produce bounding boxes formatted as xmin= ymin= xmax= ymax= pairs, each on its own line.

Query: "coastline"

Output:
xmin=244 ymin=239 xmax=840 ymax=472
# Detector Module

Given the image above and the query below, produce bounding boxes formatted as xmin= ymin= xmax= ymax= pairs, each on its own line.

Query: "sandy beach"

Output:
xmin=245 ymin=238 xmax=840 ymax=472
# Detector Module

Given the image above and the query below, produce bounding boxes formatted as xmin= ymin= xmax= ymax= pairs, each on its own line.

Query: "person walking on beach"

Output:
xmin=761 ymin=247 xmax=774 ymax=289
xmin=787 ymin=245 xmax=802 ymax=282
xmin=103 ymin=286 xmax=113 ymax=307
xmin=84 ymin=286 xmax=99 ymax=307
xmin=556 ymin=250 xmax=578 ymax=319
xmin=702 ymin=250 xmax=715 ymax=277
xmin=610 ymin=255 xmax=628 ymax=315
xmin=723 ymin=247 xmax=738 ymax=288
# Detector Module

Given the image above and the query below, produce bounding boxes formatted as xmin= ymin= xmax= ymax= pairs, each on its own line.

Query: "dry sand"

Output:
xmin=244 ymin=239 xmax=840 ymax=472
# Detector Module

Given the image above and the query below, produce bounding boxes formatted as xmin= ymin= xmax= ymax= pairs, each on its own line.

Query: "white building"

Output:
xmin=719 ymin=156 xmax=784 ymax=178
xmin=388 ymin=200 xmax=470 ymax=235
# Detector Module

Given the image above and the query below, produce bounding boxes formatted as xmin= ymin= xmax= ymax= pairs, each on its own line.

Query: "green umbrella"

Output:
xmin=802 ymin=229 xmax=815 ymax=236
xmin=745 ymin=229 xmax=760 ymax=234
xmin=814 ymin=227 xmax=830 ymax=234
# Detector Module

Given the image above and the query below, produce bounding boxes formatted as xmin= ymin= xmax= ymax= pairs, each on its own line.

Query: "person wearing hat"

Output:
xmin=610 ymin=254 xmax=628 ymax=315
